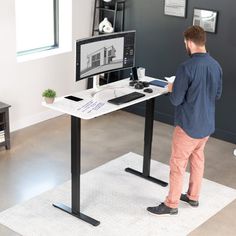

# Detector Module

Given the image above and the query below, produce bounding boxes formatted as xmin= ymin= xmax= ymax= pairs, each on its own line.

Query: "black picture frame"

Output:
xmin=164 ymin=0 xmax=187 ymax=18
xmin=193 ymin=8 xmax=218 ymax=33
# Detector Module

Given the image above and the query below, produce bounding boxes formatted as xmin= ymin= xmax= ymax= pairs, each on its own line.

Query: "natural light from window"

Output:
xmin=15 ymin=0 xmax=56 ymax=54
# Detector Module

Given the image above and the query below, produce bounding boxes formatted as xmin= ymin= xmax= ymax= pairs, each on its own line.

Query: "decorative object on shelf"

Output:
xmin=193 ymin=8 xmax=218 ymax=33
xmin=92 ymin=0 xmax=125 ymax=36
xmin=99 ymin=17 xmax=113 ymax=33
xmin=42 ymin=89 xmax=56 ymax=104
xmin=164 ymin=0 xmax=187 ymax=18
xmin=103 ymin=25 xmax=114 ymax=33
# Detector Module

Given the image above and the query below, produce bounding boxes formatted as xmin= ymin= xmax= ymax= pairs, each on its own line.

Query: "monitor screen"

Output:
xmin=76 ymin=30 xmax=135 ymax=81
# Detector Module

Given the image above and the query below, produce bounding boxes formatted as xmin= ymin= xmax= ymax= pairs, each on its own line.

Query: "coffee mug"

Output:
xmin=137 ymin=67 xmax=145 ymax=78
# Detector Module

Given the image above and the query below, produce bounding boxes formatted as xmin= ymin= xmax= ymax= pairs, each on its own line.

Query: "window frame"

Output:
xmin=16 ymin=0 xmax=59 ymax=56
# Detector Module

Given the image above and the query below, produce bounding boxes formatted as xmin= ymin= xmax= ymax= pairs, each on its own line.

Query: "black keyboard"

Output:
xmin=108 ymin=92 xmax=145 ymax=105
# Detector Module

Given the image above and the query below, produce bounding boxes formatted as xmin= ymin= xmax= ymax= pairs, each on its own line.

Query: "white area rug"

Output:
xmin=0 ymin=152 xmax=236 ymax=236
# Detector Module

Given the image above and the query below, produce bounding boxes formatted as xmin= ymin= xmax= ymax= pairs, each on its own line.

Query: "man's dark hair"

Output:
xmin=184 ymin=26 xmax=206 ymax=46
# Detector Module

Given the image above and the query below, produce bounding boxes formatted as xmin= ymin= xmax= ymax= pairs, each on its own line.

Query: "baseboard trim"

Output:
xmin=213 ymin=129 xmax=236 ymax=144
xmin=11 ymin=105 xmax=236 ymax=144
xmin=123 ymin=104 xmax=174 ymax=125
xmin=124 ymin=105 xmax=236 ymax=144
xmin=11 ymin=110 xmax=63 ymax=132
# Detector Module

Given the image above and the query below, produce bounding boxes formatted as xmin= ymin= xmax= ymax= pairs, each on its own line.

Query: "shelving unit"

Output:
xmin=92 ymin=0 xmax=125 ymax=36
xmin=0 ymin=102 xmax=11 ymax=150
xmin=88 ymin=0 xmax=126 ymax=88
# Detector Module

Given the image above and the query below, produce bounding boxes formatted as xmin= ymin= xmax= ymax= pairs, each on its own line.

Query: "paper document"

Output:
xmin=164 ymin=76 xmax=176 ymax=83
xmin=77 ymin=100 xmax=105 ymax=114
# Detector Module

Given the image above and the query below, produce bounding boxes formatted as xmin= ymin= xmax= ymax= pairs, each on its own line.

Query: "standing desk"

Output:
xmin=43 ymin=76 xmax=168 ymax=226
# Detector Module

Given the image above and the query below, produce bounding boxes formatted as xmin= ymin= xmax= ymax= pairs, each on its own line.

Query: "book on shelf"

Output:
xmin=0 ymin=137 xmax=5 ymax=143
xmin=0 ymin=130 xmax=5 ymax=142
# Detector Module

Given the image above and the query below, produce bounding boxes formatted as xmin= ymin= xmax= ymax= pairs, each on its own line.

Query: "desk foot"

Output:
xmin=53 ymin=203 xmax=100 ymax=226
xmin=125 ymin=167 xmax=168 ymax=187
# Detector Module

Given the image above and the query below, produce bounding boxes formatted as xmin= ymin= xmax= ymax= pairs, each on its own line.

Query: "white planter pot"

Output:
xmin=44 ymin=97 xmax=55 ymax=104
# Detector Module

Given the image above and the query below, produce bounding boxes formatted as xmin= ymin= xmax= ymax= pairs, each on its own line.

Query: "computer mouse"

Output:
xmin=143 ymin=88 xmax=153 ymax=93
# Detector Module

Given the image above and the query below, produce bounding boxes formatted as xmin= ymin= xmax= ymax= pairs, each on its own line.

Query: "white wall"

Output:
xmin=0 ymin=0 xmax=94 ymax=131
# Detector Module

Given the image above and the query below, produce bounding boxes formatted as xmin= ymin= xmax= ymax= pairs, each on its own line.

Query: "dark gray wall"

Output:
xmin=124 ymin=0 xmax=236 ymax=143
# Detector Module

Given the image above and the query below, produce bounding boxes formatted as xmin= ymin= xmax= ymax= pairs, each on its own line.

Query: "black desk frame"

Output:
xmin=125 ymin=98 xmax=168 ymax=186
xmin=53 ymin=97 xmax=168 ymax=226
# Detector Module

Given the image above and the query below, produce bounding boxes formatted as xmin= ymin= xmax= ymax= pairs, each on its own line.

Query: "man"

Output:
xmin=147 ymin=26 xmax=222 ymax=216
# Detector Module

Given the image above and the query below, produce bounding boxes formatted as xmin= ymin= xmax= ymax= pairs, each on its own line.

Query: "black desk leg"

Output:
xmin=125 ymin=98 xmax=168 ymax=187
xmin=53 ymin=116 xmax=100 ymax=226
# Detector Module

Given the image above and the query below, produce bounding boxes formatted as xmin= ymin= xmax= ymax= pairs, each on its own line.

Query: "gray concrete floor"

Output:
xmin=0 ymin=110 xmax=236 ymax=235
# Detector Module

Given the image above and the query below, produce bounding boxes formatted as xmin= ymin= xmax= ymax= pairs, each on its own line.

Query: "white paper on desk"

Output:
xmin=164 ymin=76 xmax=176 ymax=83
xmin=77 ymin=100 xmax=105 ymax=114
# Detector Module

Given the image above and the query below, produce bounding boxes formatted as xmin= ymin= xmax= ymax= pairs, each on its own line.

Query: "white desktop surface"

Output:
xmin=42 ymin=76 xmax=168 ymax=120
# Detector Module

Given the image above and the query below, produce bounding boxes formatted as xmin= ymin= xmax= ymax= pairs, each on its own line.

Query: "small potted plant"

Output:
xmin=42 ymin=89 xmax=56 ymax=104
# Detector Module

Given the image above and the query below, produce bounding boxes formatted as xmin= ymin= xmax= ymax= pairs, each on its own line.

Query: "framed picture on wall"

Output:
xmin=164 ymin=0 xmax=187 ymax=18
xmin=193 ymin=9 xmax=218 ymax=33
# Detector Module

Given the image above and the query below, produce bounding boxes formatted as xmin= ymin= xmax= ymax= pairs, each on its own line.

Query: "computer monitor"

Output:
xmin=76 ymin=30 xmax=135 ymax=82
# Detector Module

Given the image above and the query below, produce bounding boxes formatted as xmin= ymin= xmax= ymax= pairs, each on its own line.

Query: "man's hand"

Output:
xmin=168 ymin=83 xmax=173 ymax=93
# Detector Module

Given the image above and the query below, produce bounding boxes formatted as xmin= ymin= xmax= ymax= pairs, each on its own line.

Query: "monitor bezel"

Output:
xmin=76 ymin=30 xmax=136 ymax=82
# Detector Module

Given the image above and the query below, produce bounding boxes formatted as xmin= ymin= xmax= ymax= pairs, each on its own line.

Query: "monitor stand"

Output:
xmin=91 ymin=74 xmax=111 ymax=97
xmin=91 ymin=74 xmax=119 ymax=101
xmin=90 ymin=75 xmax=100 ymax=96
xmin=92 ymin=75 xmax=100 ymax=91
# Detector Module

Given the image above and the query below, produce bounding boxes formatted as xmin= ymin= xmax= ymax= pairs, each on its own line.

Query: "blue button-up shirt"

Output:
xmin=169 ymin=53 xmax=222 ymax=138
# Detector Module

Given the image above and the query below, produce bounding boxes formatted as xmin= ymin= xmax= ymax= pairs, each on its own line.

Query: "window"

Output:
xmin=15 ymin=0 xmax=59 ymax=56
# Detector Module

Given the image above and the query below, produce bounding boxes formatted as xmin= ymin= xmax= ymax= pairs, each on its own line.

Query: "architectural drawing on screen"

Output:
xmin=87 ymin=46 xmax=116 ymax=70
xmin=80 ymin=37 xmax=124 ymax=78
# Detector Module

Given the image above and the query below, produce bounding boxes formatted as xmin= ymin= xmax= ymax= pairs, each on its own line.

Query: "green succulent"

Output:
xmin=42 ymin=89 xmax=56 ymax=98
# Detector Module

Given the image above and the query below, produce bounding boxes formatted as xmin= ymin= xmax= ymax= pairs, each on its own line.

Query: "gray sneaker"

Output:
xmin=147 ymin=203 xmax=178 ymax=216
xmin=180 ymin=194 xmax=199 ymax=207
